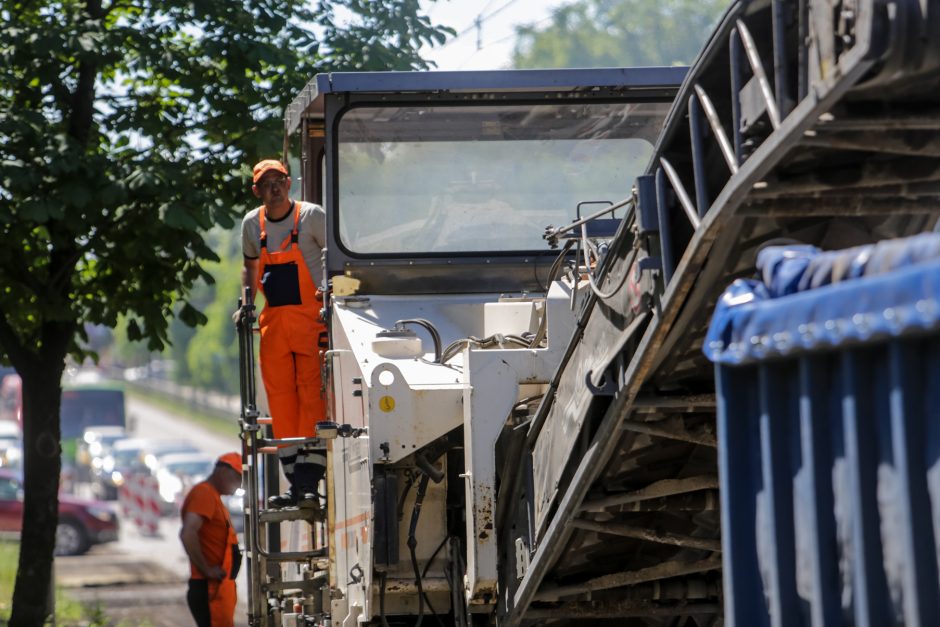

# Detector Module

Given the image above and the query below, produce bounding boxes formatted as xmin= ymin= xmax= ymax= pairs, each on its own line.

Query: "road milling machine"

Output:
xmin=238 ymin=0 xmax=940 ymax=624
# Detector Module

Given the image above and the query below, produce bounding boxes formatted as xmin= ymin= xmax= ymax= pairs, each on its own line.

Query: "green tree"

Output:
xmin=184 ymin=229 xmax=243 ymax=394
xmin=512 ymin=0 xmax=725 ymax=69
xmin=0 ymin=1 xmax=450 ymax=622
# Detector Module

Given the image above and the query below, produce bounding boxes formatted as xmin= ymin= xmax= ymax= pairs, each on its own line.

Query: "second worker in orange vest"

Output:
xmin=180 ymin=452 xmax=243 ymax=627
xmin=240 ymin=159 xmax=327 ymax=508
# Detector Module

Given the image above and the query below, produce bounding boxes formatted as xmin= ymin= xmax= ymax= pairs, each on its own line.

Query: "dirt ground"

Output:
xmin=56 ymin=551 xmax=248 ymax=627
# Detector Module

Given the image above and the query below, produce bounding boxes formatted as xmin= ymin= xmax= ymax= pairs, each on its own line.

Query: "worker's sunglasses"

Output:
xmin=256 ymin=176 xmax=287 ymax=191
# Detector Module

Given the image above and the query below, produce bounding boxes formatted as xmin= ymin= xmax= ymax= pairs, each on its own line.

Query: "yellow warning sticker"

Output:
xmin=379 ymin=396 xmax=395 ymax=412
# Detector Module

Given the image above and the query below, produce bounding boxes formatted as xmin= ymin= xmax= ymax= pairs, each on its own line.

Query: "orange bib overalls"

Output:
xmin=207 ymin=507 xmax=238 ymax=627
xmin=256 ymin=203 xmax=327 ymax=439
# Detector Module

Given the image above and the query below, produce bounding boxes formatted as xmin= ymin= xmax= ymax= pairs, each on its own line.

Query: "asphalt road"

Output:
xmin=128 ymin=395 xmax=241 ymax=459
xmin=57 ymin=394 xmax=249 ymax=626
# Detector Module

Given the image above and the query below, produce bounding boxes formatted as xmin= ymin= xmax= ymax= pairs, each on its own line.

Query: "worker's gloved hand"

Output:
xmin=205 ymin=565 xmax=227 ymax=580
xmin=231 ymin=308 xmax=242 ymax=325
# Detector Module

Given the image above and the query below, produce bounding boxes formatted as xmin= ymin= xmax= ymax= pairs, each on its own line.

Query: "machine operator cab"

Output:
xmin=285 ymin=68 xmax=683 ymax=295
xmin=281 ymin=69 xmax=683 ymax=625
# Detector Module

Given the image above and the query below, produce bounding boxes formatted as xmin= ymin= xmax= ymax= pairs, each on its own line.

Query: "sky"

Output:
xmin=419 ymin=0 xmax=571 ymax=71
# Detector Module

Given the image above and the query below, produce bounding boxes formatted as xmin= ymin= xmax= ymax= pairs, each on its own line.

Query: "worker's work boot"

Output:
xmin=293 ymin=451 xmax=326 ymax=509
xmin=267 ymin=446 xmax=301 ymax=509
xmin=267 ymin=489 xmax=297 ymax=509
xmin=267 ymin=460 xmax=296 ymax=509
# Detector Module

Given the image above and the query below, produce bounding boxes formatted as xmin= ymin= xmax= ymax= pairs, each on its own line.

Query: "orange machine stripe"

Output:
xmin=335 ymin=512 xmax=368 ymax=530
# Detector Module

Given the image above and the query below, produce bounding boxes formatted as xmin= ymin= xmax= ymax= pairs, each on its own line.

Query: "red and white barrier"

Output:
xmin=118 ymin=473 xmax=162 ymax=536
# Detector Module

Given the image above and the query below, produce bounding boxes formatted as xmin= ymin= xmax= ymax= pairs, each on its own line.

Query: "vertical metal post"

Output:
xmin=797 ymin=0 xmax=809 ymax=101
xmin=888 ymin=340 xmax=940 ymax=625
xmin=841 ymin=349 xmax=890 ymax=627
xmin=797 ymin=356 xmax=840 ymax=627
xmin=688 ymin=93 xmax=710 ymax=218
xmin=771 ymin=0 xmax=794 ymax=118
xmin=729 ymin=28 xmax=745 ymax=162
xmin=654 ymin=167 xmax=675 ymax=285
xmin=716 ymin=364 xmax=770 ymax=627
xmin=634 ymin=174 xmax=659 ymax=236
xmin=758 ymin=363 xmax=798 ymax=627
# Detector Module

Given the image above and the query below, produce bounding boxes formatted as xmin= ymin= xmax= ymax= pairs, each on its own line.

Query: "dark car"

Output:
xmin=0 ymin=469 xmax=119 ymax=556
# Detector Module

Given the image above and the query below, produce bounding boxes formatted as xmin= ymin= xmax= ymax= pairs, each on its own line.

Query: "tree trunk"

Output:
xmin=9 ymin=358 xmax=67 ymax=626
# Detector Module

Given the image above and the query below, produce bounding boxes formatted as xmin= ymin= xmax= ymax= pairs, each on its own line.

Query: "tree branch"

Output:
xmin=68 ymin=0 xmax=103 ymax=146
xmin=0 ymin=311 xmax=37 ymax=374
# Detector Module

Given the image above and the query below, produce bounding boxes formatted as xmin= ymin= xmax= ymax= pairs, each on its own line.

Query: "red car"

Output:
xmin=0 ymin=468 xmax=119 ymax=556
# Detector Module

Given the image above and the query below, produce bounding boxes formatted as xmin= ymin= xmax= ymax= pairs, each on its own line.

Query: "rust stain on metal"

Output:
xmin=470 ymin=583 xmax=497 ymax=604
xmin=475 ymin=484 xmax=494 ymax=543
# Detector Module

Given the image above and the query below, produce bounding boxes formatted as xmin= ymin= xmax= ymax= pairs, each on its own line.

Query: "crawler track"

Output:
xmin=499 ymin=0 xmax=940 ymax=624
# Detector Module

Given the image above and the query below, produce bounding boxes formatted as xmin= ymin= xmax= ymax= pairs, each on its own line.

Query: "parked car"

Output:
xmin=153 ymin=451 xmax=215 ymax=515
xmin=139 ymin=439 xmax=202 ymax=474
xmin=94 ymin=437 xmax=149 ymax=500
xmin=0 ymin=469 xmax=119 ymax=556
xmin=0 ymin=439 xmax=21 ymax=470
xmin=76 ymin=425 xmax=127 ymax=482
xmin=0 ymin=420 xmax=20 ymax=439
xmin=0 ymin=420 xmax=22 ymax=470
xmin=95 ymin=437 xmax=204 ymax=501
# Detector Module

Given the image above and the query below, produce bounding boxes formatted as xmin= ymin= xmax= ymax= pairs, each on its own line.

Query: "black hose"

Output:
xmin=397 ymin=471 xmax=415 ymax=521
xmin=422 ymin=534 xmax=449 ymax=579
xmin=378 ymin=571 xmax=391 ymax=627
xmin=408 ymin=473 xmax=431 ymax=627
xmin=415 ymin=453 xmax=445 ymax=483
xmin=448 ymin=536 xmax=469 ymax=627
xmin=396 ymin=318 xmax=443 ymax=362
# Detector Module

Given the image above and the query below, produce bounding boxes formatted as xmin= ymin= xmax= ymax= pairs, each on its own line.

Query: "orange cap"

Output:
xmin=217 ymin=452 xmax=242 ymax=474
xmin=252 ymin=159 xmax=288 ymax=184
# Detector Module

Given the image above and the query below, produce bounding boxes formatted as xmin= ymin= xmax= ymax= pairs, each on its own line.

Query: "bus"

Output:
xmin=61 ymin=380 xmax=126 ymax=464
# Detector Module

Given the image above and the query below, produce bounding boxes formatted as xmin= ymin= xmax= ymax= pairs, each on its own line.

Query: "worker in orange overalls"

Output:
xmin=240 ymin=159 xmax=327 ymax=508
xmin=180 ymin=452 xmax=243 ymax=627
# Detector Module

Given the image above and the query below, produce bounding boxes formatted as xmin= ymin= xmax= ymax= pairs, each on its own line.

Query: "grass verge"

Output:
xmin=0 ymin=541 xmax=109 ymax=626
xmin=126 ymin=387 xmax=240 ymax=439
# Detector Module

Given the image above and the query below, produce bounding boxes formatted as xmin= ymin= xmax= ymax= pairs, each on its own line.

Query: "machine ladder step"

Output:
xmin=256 ymin=436 xmax=325 ymax=449
xmin=263 ymin=578 xmax=326 ymax=594
xmin=264 ymin=548 xmax=327 ymax=563
xmin=259 ymin=506 xmax=325 ymax=524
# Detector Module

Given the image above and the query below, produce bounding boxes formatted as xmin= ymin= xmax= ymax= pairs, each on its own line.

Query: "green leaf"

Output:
xmin=178 ymin=302 xmax=208 ymax=328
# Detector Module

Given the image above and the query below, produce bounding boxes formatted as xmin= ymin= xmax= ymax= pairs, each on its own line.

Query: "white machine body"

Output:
xmin=326 ymin=282 xmax=581 ymax=624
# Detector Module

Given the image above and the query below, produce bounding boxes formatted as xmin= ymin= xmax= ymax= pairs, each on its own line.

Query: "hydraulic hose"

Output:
xmin=408 ymin=473 xmax=431 ymax=627
xmin=396 ymin=318 xmax=443 ymax=362
xmin=378 ymin=571 xmax=391 ymax=627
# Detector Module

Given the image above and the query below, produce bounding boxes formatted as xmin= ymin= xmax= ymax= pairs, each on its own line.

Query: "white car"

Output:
xmin=0 ymin=420 xmax=20 ymax=440
xmin=0 ymin=421 xmax=22 ymax=470
xmin=153 ymin=451 xmax=216 ymax=515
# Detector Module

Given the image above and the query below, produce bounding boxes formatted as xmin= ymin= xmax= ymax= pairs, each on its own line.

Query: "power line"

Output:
xmin=483 ymin=0 xmax=523 ymax=23
xmin=437 ymin=0 xmax=523 ymax=51
xmin=457 ymin=13 xmax=555 ymax=69
xmin=478 ymin=0 xmax=501 ymax=17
